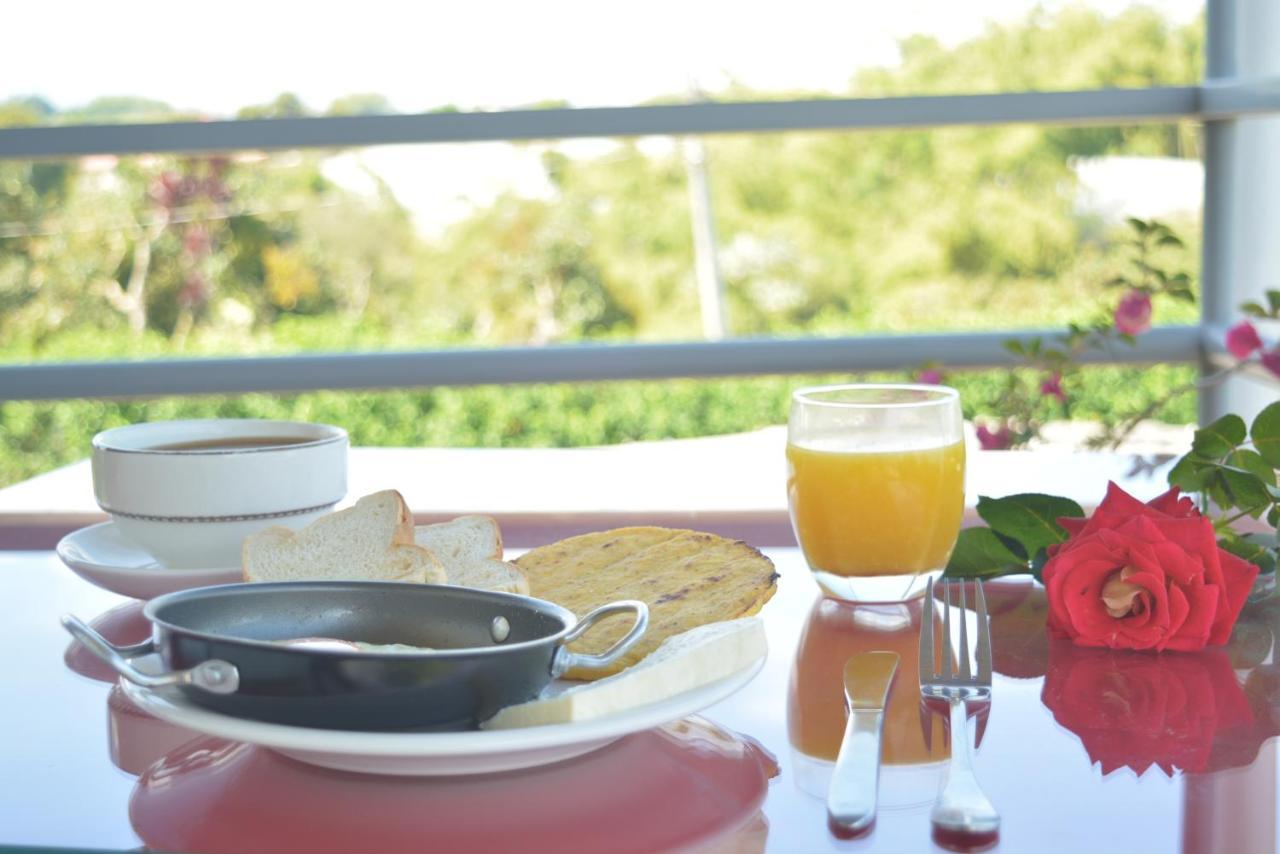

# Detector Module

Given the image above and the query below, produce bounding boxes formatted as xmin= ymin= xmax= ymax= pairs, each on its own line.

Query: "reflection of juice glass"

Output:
xmin=787 ymin=384 xmax=965 ymax=602
xmin=787 ymin=596 xmax=949 ymax=808
xmin=788 ymin=597 xmax=948 ymax=766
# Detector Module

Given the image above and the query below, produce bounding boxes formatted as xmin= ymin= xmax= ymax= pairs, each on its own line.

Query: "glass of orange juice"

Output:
xmin=787 ymin=384 xmax=965 ymax=601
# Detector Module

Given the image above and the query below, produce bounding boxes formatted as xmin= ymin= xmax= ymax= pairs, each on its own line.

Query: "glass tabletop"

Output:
xmin=2 ymin=548 xmax=1277 ymax=853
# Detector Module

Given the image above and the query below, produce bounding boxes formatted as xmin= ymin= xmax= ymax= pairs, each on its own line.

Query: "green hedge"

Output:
xmin=0 ymin=364 xmax=1196 ymax=487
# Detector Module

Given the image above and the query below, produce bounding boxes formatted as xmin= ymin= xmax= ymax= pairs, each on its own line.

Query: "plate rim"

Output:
xmin=120 ymin=655 xmax=766 ymax=760
xmin=57 ymin=520 xmax=241 ymax=577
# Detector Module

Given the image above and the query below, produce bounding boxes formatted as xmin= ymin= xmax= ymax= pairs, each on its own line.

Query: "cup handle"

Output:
xmin=61 ymin=614 xmax=239 ymax=695
xmin=551 ymin=600 xmax=649 ymax=677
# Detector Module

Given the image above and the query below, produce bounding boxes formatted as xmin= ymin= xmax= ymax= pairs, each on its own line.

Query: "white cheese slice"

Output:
xmin=482 ymin=617 xmax=767 ymax=729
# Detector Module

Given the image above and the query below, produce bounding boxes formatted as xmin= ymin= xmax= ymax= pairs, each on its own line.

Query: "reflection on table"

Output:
xmin=127 ymin=717 xmax=774 ymax=854
xmin=989 ymin=578 xmax=1280 ymax=854
xmin=63 ymin=598 xmax=149 ymax=683
xmin=27 ymin=549 xmax=1280 ymax=853
xmin=787 ymin=595 xmax=950 ymax=810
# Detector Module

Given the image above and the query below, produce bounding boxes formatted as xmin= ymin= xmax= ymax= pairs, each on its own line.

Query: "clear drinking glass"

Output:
xmin=786 ymin=384 xmax=965 ymax=602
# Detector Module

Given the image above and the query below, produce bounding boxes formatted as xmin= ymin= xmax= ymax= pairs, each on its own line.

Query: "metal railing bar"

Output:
xmin=0 ymin=87 xmax=1224 ymax=161
xmin=0 ymin=326 xmax=1202 ymax=401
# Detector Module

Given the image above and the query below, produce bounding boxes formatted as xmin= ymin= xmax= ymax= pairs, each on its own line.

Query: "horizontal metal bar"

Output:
xmin=0 ymin=86 xmax=1223 ymax=160
xmin=0 ymin=326 xmax=1201 ymax=401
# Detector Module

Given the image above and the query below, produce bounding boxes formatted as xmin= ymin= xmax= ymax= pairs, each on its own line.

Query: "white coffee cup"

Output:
xmin=91 ymin=419 xmax=348 ymax=569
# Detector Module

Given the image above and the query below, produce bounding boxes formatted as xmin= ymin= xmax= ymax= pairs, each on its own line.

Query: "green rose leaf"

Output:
xmin=1251 ymin=402 xmax=1280 ymax=468
xmin=1193 ymin=414 xmax=1247 ymax=459
xmin=1167 ymin=453 xmax=1211 ymax=491
xmin=976 ymin=493 xmax=1084 ymax=558
xmin=1206 ymin=474 xmax=1234 ymax=515
xmin=1219 ymin=533 xmax=1278 ymax=576
xmin=992 ymin=530 xmax=1029 ymax=561
xmin=943 ymin=527 xmax=1029 ymax=579
xmin=1203 ymin=464 xmax=1273 ymax=515
xmin=1227 ymin=449 xmax=1277 ymax=486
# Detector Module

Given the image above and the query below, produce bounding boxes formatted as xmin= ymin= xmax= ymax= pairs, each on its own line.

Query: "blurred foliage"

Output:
xmin=0 ymin=363 xmax=1197 ymax=487
xmin=0 ymin=7 xmax=1209 ymax=486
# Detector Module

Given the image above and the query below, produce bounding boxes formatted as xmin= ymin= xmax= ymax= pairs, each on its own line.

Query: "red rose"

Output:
xmin=1041 ymin=640 xmax=1255 ymax=775
xmin=1043 ymin=482 xmax=1258 ymax=651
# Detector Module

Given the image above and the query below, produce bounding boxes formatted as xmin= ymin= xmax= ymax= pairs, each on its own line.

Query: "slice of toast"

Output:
xmin=243 ymin=490 xmax=445 ymax=584
xmin=413 ymin=515 xmax=526 ymax=594
xmin=413 ymin=515 xmax=503 ymax=562
xmin=442 ymin=558 xmax=530 ymax=596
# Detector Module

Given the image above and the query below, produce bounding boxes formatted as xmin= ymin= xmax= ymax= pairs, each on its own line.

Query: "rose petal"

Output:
xmin=1159 ymin=581 xmax=1193 ymax=649
xmin=1044 ymin=542 xmax=1124 ymax=639
xmin=1062 ymin=558 xmax=1131 ymax=638
xmin=1149 ymin=539 xmax=1202 ymax=586
xmin=1163 ymin=584 xmax=1217 ymax=651
xmin=1110 ymin=563 xmax=1170 ymax=648
xmin=1101 ymin=571 xmax=1145 ymax=618
xmin=1209 ymin=549 xmax=1259 ymax=646
xmin=1059 ymin=516 xmax=1088 ymax=537
xmin=1147 ymin=487 xmax=1198 ymax=519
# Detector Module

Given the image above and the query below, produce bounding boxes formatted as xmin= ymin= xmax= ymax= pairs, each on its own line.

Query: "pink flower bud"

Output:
xmin=1225 ymin=321 xmax=1264 ymax=359
xmin=1040 ymin=372 xmax=1067 ymax=403
xmin=917 ymin=369 xmax=943 ymax=385
xmin=1262 ymin=348 xmax=1280 ymax=379
xmin=1114 ymin=290 xmax=1153 ymax=336
xmin=976 ymin=422 xmax=1014 ymax=451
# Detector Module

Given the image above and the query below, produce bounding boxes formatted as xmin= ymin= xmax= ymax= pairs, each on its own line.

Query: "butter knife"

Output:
xmin=826 ymin=651 xmax=900 ymax=835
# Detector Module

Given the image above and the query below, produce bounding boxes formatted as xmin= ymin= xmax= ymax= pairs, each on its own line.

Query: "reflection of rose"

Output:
xmin=1041 ymin=640 xmax=1255 ymax=776
xmin=1043 ymin=483 xmax=1257 ymax=651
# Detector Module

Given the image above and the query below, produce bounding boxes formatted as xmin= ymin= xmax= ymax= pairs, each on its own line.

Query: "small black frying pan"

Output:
xmin=63 ymin=581 xmax=647 ymax=731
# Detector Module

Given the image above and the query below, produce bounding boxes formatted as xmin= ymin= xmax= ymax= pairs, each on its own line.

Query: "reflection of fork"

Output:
xmin=919 ymin=578 xmax=1000 ymax=837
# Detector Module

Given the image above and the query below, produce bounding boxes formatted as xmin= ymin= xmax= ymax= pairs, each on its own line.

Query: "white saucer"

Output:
xmin=121 ymin=656 xmax=766 ymax=776
xmin=57 ymin=521 xmax=243 ymax=600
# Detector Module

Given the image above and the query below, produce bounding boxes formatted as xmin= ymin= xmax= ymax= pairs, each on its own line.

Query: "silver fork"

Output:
xmin=919 ymin=577 xmax=999 ymax=836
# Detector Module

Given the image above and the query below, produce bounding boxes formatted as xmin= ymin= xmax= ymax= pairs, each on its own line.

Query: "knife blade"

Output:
xmin=826 ymin=651 xmax=900 ymax=835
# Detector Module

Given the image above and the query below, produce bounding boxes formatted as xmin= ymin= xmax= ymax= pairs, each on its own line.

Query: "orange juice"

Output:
xmin=786 ymin=441 xmax=965 ymax=576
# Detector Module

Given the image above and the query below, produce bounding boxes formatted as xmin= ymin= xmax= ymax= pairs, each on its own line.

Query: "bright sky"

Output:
xmin=4 ymin=0 xmax=1202 ymax=114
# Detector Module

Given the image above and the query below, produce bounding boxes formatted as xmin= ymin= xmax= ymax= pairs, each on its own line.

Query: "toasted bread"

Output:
xmin=515 ymin=527 xmax=778 ymax=679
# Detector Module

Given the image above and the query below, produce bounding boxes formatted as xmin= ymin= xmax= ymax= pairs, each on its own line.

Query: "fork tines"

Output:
xmin=920 ymin=577 xmax=992 ymax=688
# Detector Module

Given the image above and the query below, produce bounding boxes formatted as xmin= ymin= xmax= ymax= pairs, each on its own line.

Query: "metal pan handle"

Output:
xmin=61 ymin=614 xmax=240 ymax=695
xmin=551 ymin=600 xmax=649 ymax=677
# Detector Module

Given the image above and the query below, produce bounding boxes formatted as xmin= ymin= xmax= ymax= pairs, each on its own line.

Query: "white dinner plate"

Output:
xmin=120 ymin=656 xmax=765 ymax=776
xmin=57 ymin=521 xmax=243 ymax=599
